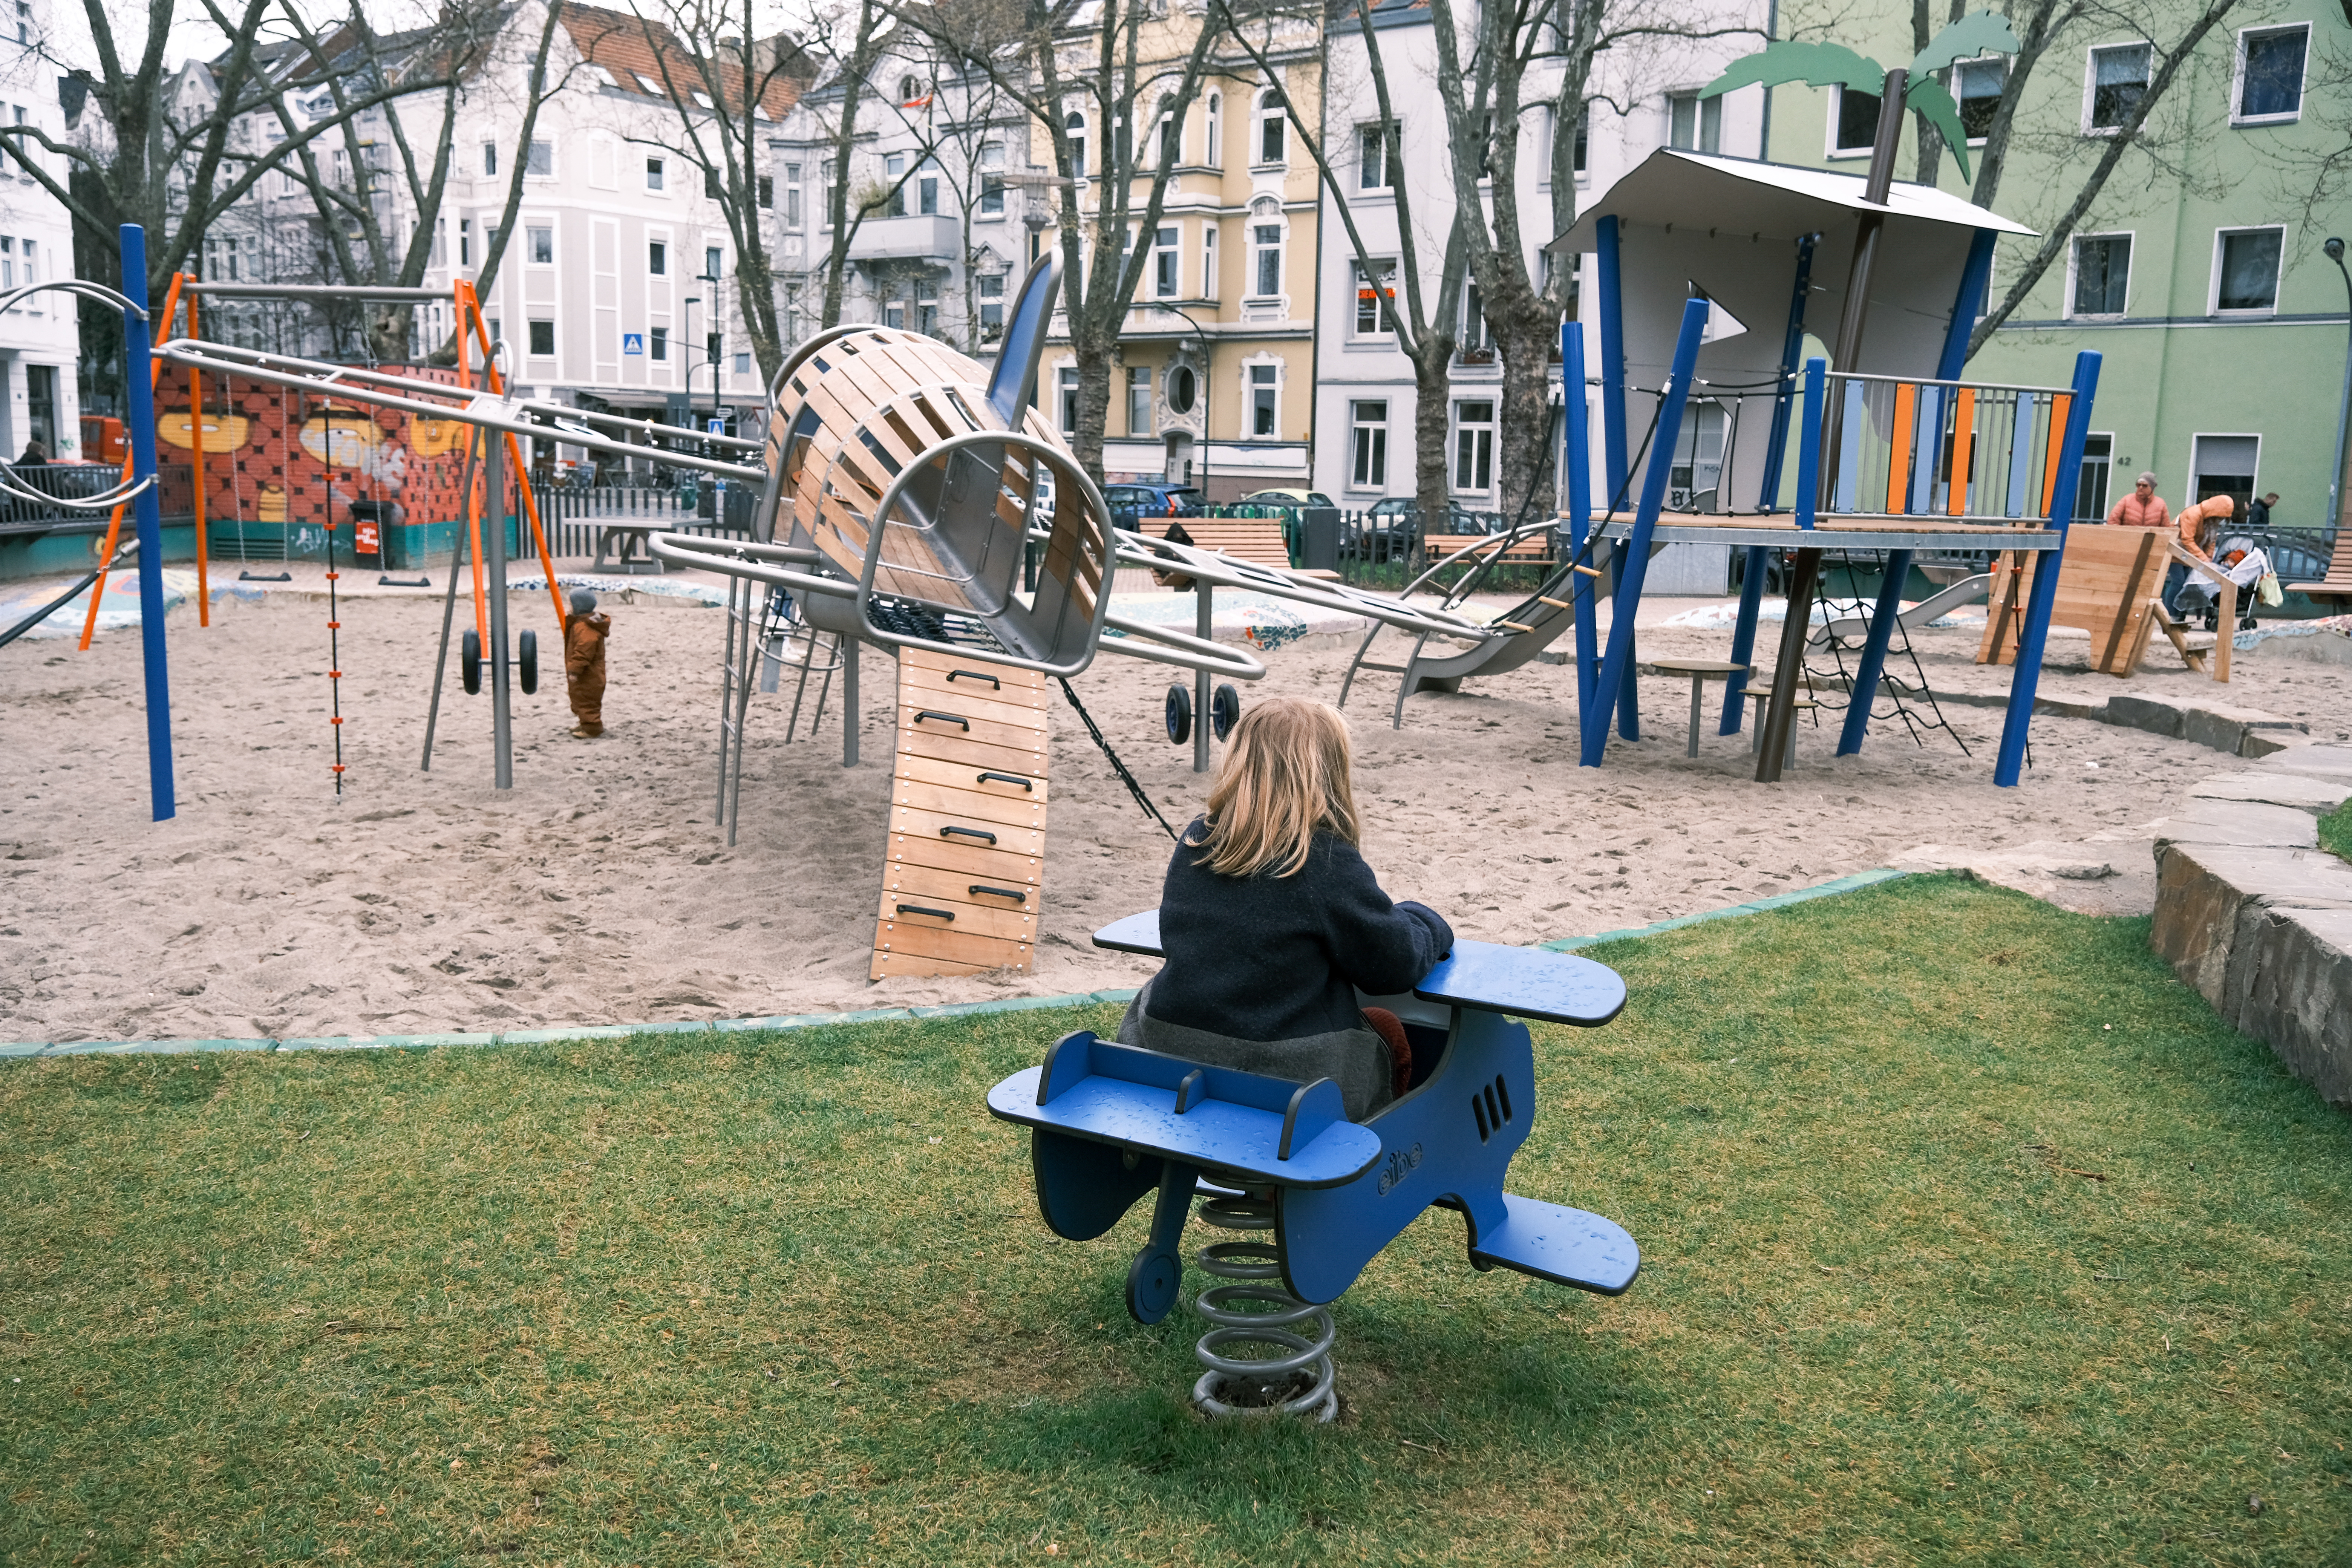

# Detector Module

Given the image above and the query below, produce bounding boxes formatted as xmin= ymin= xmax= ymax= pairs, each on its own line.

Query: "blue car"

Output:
xmin=1103 ymin=482 xmax=1204 ymax=532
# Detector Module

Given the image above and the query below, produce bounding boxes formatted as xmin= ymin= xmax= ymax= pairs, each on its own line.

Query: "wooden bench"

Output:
xmin=1146 ymin=517 xmax=1339 ymax=582
xmin=1423 ymin=532 xmax=1555 ymax=570
xmin=2284 ymin=526 xmax=2352 ymax=608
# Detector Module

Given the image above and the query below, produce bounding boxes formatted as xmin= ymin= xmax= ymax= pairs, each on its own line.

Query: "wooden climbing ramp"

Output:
xmin=871 ymin=647 xmax=1049 ymax=980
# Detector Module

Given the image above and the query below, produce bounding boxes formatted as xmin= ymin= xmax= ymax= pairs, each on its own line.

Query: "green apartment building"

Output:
xmin=1763 ymin=3 xmax=2351 ymax=537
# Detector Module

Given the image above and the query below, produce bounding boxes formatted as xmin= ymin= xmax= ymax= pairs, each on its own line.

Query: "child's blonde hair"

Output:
xmin=1189 ymin=697 xmax=1360 ymax=878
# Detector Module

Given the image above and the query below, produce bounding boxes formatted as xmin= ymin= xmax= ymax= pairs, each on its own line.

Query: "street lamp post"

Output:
xmin=1153 ymin=299 xmax=1216 ymax=774
xmin=2323 ymin=237 xmax=2351 ymax=539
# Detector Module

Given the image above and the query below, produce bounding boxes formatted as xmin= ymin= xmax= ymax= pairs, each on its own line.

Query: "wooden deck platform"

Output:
xmin=1592 ymin=512 xmax=2067 ymax=552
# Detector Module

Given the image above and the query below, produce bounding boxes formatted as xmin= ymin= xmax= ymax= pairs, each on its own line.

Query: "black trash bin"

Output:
xmin=1298 ymin=506 xmax=1341 ymax=572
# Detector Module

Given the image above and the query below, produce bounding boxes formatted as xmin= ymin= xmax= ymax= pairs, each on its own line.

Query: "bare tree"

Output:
xmin=1961 ymin=0 xmax=2243 ymax=353
xmin=1225 ymin=1 xmax=1466 ymax=524
xmin=894 ymin=0 xmax=1226 ymax=478
xmin=620 ymin=0 xmax=812 ymax=382
xmin=1420 ymin=0 xmax=1759 ymax=522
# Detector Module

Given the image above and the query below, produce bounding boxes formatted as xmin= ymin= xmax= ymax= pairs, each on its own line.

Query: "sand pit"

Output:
xmin=4 ymin=576 xmax=2348 ymax=1044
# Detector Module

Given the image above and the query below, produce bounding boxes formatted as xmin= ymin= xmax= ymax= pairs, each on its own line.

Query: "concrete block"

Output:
xmin=2225 ymin=907 xmax=2352 ymax=1108
xmin=2151 ymin=843 xmax=2352 ymax=1006
xmin=2187 ymin=772 xmax=2352 ymax=815
xmin=2243 ymin=731 xmax=2306 ymax=759
xmin=2107 ymin=694 xmax=2185 ymax=738
xmin=2257 ymin=743 xmax=2352 ymax=782
xmin=2153 ymin=801 xmax=2318 ymax=851
xmin=2181 ymin=702 xmax=2302 ymax=756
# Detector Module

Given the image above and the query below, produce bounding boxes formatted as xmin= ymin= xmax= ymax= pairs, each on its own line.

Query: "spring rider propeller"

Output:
xmin=986 ymin=913 xmax=1640 ymax=1419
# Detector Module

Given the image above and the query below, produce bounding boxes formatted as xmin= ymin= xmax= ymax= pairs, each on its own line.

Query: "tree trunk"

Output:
xmin=1491 ymin=294 xmax=1558 ymax=526
xmin=1411 ymin=340 xmax=1453 ymax=523
xmin=1068 ymin=328 xmax=1115 ymax=479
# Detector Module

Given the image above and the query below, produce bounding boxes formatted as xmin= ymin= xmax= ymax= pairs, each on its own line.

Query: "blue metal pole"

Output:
xmin=1581 ymin=296 xmax=1709 ymax=767
xmin=1719 ymin=553 xmax=1766 ymax=735
xmin=119 ymin=225 xmax=176 ymax=822
xmin=1994 ymin=350 xmax=2101 ymax=787
xmin=1936 ymin=229 xmax=1997 ymax=381
xmin=1754 ymin=233 xmax=1816 ymax=512
xmin=1793 ymin=358 xmax=1824 ymax=531
xmin=1836 ymin=547 xmax=1912 ymax=755
xmin=1596 ymin=216 xmax=1628 ymax=508
xmin=1562 ymin=324 xmax=1599 ymax=714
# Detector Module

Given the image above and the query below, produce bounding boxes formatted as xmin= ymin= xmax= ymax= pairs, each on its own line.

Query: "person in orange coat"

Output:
xmin=564 ymin=588 xmax=611 ymax=738
xmin=2162 ymin=494 xmax=2235 ymax=617
xmin=2105 ymin=471 xmax=2170 ymax=529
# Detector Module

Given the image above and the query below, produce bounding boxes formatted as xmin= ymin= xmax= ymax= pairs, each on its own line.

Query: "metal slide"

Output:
xmin=1338 ymin=521 xmax=1592 ymax=727
xmin=1815 ymin=572 xmax=1991 ymax=646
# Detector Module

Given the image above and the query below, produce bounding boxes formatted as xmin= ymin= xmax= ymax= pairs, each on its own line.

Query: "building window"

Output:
xmin=2215 ymin=227 xmax=2282 ymax=312
xmin=980 ymin=143 xmax=1003 ymax=214
xmin=459 ymin=217 xmax=472 ymax=266
xmin=1064 ymin=112 xmax=1086 ymax=179
xmin=1153 ymin=226 xmax=1179 ymax=299
xmin=978 ymin=271 xmax=1004 ymax=339
xmin=915 ymin=277 xmax=938 ymax=335
xmin=646 ymin=155 xmax=666 ymax=190
xmin=1351 ymin=400 xmax=1387 ymax=488
xmin=649 ymin=240 xmax=667 ymax=275
xmin=734 ymin=351 xmax=750 ymax=374
xmin=650 ymin=326 xmax=668 ymax=361
xmin=1955 ymin=58 xmax=2005 ymax=141
xmin=527 ymin=319 xmax=554 ymax=356
xmin=2074 ymin=433 xmax=2114 ymax=522
xmin=1128 ymin=366 xmax=1154 ymax=435
xmin=884 ymin=295 xmax=905 ymax=330
xmin=2088 ymin=43 xmax=2150 ymax=132
xmin=705 ymin=245 xmax=723 ymax=279
xmin=1205 ymin=92 xmax=1221 ymax=166
xmin=919 ymin=169 xmax=939 ymax=214
xmin=527 ymin=224 xmax=553 ymax=265
xmin=757 ymin=174 xmax=773 ymax=208
xmin=1573 ymin=101 xmax=1589 ymax=175
xmin=527 ymin=141 xmax=553 ymax=177
xmin=1252 ymin=223 xmax=1282 ymax=298
xmin=1249 ymin=363 xmax=1279 ymax=436
xmin=1157 ymin=105 xmax=1179 ymax=168
xmin=1352 ymin=260 xmax=1396 ymax=337
xmin=1461 ymin=279 xmax=1490 ymax=353
xmin=2070 ymin=234 xmax=2130 ymax=316
xmin=482 ymin=141 xmax=497 ymax=176
xmin=1668 ymin=91 xmax=1720 ymax=153
xmin=1358 ymin=122 xmax=1395 ymax=189
xmin=1256 ymin=91 xmax=1285 ymax=165
xmin=1201 ymin=225 xmax=1217 ymax=299
xmin=2236 ymin=26 xmax=2307 ymax=121
xmin=785 ymin=163 xmax=802 ymax=226
xmin=1058 ymin=366 xmax=1080 ymax=434
xmin=1832 ymin=85 xmax=1879 ymax=154
xmin=1453 ymin=400 xmax=1495 ymax=493
xmin=1168 ymin=364 xmax=1197 ymax=414
xmin=885 ymin=153 xmax=906 ymax=216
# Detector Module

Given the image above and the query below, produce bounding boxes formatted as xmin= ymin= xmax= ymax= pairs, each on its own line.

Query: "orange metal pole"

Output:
xmin=1947 ymin=387 xmax=1976 ymax=518
xmin=457 ymin=280 xmax=567 ymax=627
xmin=188 ymin=291 xmax=209 ymax=626
xmin=81 ymin=272 xmax=187 ymax=649
xmin=1884 ymin=383 xmax=1916 ymax=515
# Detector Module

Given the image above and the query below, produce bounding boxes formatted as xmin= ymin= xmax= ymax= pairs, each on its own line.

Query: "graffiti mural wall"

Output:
xmin=154 ymin=364 xmax=480 ymax=562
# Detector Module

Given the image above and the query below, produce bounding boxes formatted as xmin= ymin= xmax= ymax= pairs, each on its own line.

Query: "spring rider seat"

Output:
xmin=985 ymin=912 xmax=1640 ymax=1419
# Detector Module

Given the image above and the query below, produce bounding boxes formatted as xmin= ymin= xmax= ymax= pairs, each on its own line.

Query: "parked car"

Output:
xmin=1344 ymin=499 xmax=1501 ymax=562
xmin=1103 ymin=481 xmax=1203 ymax=532
xmin=1236 ymin=488 xmax=1337 ymax=511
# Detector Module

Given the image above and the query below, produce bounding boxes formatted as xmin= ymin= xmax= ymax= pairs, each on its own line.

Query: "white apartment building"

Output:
xmin=1309 ymin=0 xmax=1767 ymax=514
xmin=770 ymin=47 xmax=1033 ymax=358
xmin=0 ymin=0 xmax=80 ymax=460
xmin=191 ymin=2 xmax=796 ymax=440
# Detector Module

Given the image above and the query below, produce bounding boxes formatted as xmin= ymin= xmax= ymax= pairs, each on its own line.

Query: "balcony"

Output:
xmin=847 ymin=213 xmax=960 ymax=263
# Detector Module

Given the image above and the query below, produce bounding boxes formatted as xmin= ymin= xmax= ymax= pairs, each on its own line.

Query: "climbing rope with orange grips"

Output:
xmin=326 ymin=514 xmax=346 ymax=796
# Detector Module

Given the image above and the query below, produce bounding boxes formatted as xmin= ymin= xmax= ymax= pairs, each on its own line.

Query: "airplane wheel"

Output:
xmin=1164 ymin=683 xmax=1192 ymax=745
xmin=518 ymin=628 xmax=538 ymax=695
xmin=1126 ymin=1246 xmax=1182 ymax=1325
xmin=1211 ymin=683 xmax=1240 ymax=741
xmin=461 ymin=629 xmax=482 ymax=695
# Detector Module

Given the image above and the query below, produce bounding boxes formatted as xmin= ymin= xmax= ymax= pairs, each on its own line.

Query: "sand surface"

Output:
xmin=4 ymin=574 xmax=2348 ymax=1044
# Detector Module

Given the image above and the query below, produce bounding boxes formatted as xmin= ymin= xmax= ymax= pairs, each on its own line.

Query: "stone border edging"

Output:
xmin=1801 ymin=674 xmax=2311 ymax=760
xmin=1 ymin=869 xmax=1916 ymax=1061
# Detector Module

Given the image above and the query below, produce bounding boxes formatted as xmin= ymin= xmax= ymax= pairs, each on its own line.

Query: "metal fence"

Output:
xmin=0 ymin=461 xmax=197 ymax=534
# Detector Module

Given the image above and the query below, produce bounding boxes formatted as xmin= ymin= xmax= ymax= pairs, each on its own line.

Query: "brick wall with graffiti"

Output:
xmin=153 ymin=364 xmax=482 ymax=562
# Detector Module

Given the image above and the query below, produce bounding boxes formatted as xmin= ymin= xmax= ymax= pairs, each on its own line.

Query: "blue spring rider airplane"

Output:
xmin=986 ymin=913 xmax=1640 ymax=1417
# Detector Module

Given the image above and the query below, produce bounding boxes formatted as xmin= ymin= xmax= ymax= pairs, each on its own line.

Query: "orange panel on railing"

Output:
xmin=1948 ymin=387 xmax=1975 ymax=517
xmin=1885 ymin=383 xmax=1916 ymax=515
xmin=2040 ymin=394 xmax=2071 ymax=520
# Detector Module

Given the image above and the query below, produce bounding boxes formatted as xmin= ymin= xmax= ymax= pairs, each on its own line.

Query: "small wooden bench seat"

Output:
xmin=2285 ymin=527 xmax=2352 ymax=607
xmin=1423 ymin=532 xmax=1555 ymax=569
xmin=1147 ymin=517 xmax=1340 ymax=582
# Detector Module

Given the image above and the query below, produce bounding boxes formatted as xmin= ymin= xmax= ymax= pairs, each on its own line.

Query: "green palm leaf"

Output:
xmin=1700 ymin=39 xmax=1888 ymax=101
xmin=1904 ymin=77 xmax=1975 ymax=183
xmin=1911 ymin=10 xmax=2022 ymax=77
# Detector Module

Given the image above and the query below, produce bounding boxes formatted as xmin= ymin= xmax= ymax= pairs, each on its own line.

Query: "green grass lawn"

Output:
xmin=3 ymin=875 xmax=2347 ymax=1566
xmin=2321 ymin=798 xmax=2351 ymax=862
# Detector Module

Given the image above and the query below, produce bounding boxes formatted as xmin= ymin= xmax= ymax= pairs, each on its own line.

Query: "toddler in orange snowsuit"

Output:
xmin=564 ymin=588 xmax=611 ymax=738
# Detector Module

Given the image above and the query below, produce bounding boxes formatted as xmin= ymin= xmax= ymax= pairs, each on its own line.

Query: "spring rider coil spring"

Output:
xmin=1192 ymin=1189 xmax=1338 ymax=1422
